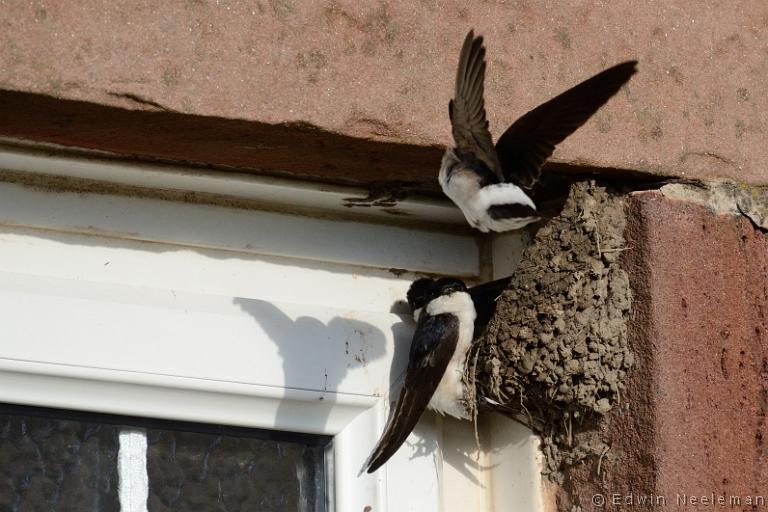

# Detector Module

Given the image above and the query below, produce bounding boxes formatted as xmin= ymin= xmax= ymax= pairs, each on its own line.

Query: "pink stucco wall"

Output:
xmin=1 ymin=1 xmax=766 ymax=185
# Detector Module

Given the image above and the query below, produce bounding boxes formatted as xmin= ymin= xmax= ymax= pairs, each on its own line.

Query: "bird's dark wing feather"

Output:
xmin=366 ymin=313 xmax=460 ymax=473
xmin=449 ymin=30 xmax=503 ymax=181
xmin=495 ymin=61 xmax=638 ymax=189
xmin=469 ymin=276 xmax=512 ymax=332
xmin=487 ymin=203 xmax=538 ymax=220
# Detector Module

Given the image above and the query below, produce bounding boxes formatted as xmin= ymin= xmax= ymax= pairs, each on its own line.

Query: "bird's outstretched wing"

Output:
xmin=365 ymin=313 xmax=460 ymax=473
xmin=449 ymin=30 xmax=503 ymax=182
xmin=495 ymin=61 xmax=638 ymax=190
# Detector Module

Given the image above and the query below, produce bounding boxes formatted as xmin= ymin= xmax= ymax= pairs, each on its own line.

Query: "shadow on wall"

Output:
xmin=234 ymin=297 xmax=405 ymax=433
xmin=0 ymin=89 xmax=442 ymax=190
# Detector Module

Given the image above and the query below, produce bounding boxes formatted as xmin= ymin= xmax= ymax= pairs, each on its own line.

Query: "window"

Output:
xmin=0 ymin=145 xmax=544 ymax=511
xmin=0 ymin=403 xmax=330 ymax=511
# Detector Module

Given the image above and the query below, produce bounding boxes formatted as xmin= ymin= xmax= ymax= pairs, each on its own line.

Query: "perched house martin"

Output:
xmin=408 ymin=275 xmax=512 ymax=332
xmin=366 ymin=277 xmax=476 ymax=473
xmin=440 ymin=30 xmax=638 ymax=232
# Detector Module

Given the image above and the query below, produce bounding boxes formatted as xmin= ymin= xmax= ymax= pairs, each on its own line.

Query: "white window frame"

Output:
xmin=0 ymin=144 xmax=545 ymax=512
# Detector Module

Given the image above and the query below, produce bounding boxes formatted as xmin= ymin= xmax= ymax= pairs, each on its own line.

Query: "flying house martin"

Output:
xmin=440 ymin=30 xmax=638 ymax=232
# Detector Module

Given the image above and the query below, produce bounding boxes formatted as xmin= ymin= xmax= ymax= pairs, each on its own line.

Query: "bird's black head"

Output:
xmin=407 ymin=278 xmax=435 ymax=312
xmin=430 ymin=277 xmax=468 ymax=300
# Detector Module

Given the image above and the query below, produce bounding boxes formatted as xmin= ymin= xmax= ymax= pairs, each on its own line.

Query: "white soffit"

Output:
xmin=0 ymin=180 xmax=478 ymax=276
xmin=0 ymin=141 xmax=466 ymax=226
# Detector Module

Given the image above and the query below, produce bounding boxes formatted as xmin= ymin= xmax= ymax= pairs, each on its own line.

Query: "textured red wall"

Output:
xmin=635 ymin=193 xmax=768 ymax=499
xmin=1 ymin=1 xmax=767 ymax=185
xmin=562 ymin=192 xmax=768 ymax=510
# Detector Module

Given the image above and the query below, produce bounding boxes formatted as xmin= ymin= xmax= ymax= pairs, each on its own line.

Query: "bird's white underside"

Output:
xmin=424 ymin=291 xmax=476 ymax=419
xmin=439 ymin=149 xmax=539 ymax=232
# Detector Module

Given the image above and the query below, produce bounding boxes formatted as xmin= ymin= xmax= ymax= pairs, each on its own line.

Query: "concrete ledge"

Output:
xmin=0 ymin=90 xmax=441 ymax=190
xmin=2 ymin=2 xmax=767 ymax=184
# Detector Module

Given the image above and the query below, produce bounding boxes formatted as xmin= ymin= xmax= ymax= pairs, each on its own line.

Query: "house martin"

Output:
xmin=366 ymin=277 xmax=477 ymax=473
xmin=440 ymin=30 xmax=637 ymax=232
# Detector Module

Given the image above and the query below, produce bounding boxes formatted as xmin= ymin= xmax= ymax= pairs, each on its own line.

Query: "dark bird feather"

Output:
xmin=448 ymin=30 xmax=637 ymax=193
xmin=449 ymin=30 xmax=503 ymax=182
xmin=365 ymin=313 xmax=460 ymax=473
xmin=495 ymin=60 xmax=638 ymax=190
xmin=467 ymin=276 xmax=512 ymax=330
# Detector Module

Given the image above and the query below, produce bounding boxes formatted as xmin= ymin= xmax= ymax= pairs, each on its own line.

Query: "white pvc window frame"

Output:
xmin=0 ymin=144 xmax=545 ymax=512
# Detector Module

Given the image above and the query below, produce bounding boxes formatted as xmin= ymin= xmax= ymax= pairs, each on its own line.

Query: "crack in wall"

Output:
xmin=660 ymin=181 xmax=768 ymax=231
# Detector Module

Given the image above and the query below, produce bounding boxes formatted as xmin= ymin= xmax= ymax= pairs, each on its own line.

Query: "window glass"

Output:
xmin=0 ymin=404 xmax=331 ymax=512
xmin=0 ymin=406 xmax=120 ymax=511
xmin=146 ymin=427 xmax=328 ymax=511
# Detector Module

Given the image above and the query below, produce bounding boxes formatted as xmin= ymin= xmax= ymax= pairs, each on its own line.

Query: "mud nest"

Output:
xmin=477 ymin=180 xmax=633 ymax=482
